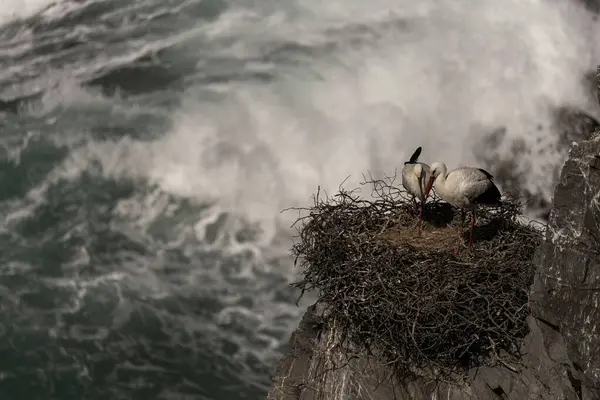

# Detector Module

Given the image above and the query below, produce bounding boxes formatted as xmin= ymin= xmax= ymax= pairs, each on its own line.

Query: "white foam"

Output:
xmin=5 ymin=0 xmax=600 ymax=378
xmin=0 ymin=0 xmax=59 ymax=25
xmin=16 ymin=0 xmax=598 ymax=281
xmin=129 ymin=0 xmax=599 ymax=233
xmin=21 ymin=0 xmax=600 ymax=234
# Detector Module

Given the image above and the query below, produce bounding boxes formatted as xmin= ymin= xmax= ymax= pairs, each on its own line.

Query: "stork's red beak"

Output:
xmin=425 ymin=176 xmax=435 ymax=199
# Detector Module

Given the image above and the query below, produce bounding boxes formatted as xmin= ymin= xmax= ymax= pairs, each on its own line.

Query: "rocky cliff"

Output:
xmin=267 ymin=107 xmax=600 ymax=399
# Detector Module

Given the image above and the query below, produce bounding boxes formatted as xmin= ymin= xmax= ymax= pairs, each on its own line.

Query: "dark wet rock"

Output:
xmin=579 ymin=0 xmax=600 ymax=13
xmin=268 ymin=308 xmax=598 ymax=399
xmin=473 ymin=106 xmax=599 ymax=222
xmin=531 ymin=128 xmax=600 ymax=390
xmin=554 ymin=107 xmax=600 ymax=149
xmin=471 ymin=64 xmax=600 ymax=222
xmin=267 ymin=128 xmax=600 ymax=399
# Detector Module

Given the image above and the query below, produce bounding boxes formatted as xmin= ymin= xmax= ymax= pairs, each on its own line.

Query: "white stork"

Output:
xmin=401 ymin=146 xmax=431 ymax=236
xmin=424 ymin=162 xmax=501 ymax=253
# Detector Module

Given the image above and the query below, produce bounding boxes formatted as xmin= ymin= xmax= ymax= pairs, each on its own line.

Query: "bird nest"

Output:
xmin=289 ymin=175 xmax=543 ymax=381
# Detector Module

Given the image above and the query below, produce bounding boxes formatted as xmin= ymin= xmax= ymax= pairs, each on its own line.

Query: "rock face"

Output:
xmin=267 ymin=133 xmax=600 ymax=399
xmin=531 ymin=129 xmax=600 ymax=390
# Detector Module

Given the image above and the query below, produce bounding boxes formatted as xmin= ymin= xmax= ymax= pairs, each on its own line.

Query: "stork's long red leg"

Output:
xmin=418 ymin=201 xmax=423 ymax=236
xmin=456 ymin=223 xmax=461 ymax=254
xmin=469 ymin=210 xmax=476 ymax=251
xmin=455 ymin=209 xmax=465 ymax=254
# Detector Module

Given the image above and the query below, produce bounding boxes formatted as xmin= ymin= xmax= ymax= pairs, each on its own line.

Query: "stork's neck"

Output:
xmin=433 ymin=165 xmax=450 ymax=197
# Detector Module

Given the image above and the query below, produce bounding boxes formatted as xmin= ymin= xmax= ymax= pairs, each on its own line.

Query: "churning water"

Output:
xmin=0 ymin=0 xmax=599 ymax=398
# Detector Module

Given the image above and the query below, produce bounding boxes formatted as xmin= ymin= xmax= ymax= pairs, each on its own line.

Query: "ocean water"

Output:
xmin=0 ymin=0 xmax=599 ymax=399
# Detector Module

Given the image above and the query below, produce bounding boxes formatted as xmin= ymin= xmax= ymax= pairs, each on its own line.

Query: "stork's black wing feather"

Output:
xmin=473 ymin=182 xmax=502 ymax=206
xmin=404 ymin=146 xmax=422 ymax=165
xmin=477 ymin=168 xmax=495 ymax=180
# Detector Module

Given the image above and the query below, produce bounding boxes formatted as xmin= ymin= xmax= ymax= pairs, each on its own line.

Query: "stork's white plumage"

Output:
xmin=401 ymin=146 xmax=431 ymax=236
xmin=425 ymin=162 xmax=501 ymax=253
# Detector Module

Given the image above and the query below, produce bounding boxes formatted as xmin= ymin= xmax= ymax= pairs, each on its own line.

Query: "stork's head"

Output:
xmin=429 ymin=162 xmax=445 ymax=179
xmin=425 ymin=162 xmax=447 ymax=198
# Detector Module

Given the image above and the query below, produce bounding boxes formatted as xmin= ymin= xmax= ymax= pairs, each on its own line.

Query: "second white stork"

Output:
xmin=401 ymin=146 xmax=431 ymax=236
xmin=424 ymin=162 xmax=501 ymax=253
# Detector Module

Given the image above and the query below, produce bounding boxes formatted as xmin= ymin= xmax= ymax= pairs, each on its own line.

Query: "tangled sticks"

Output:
xmin=289 ymin=175 xmax=543 ymax=380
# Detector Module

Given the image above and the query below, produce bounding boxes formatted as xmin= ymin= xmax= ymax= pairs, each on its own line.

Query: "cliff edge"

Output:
xmin=268 ymin=128 xmax=600 ymax=398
